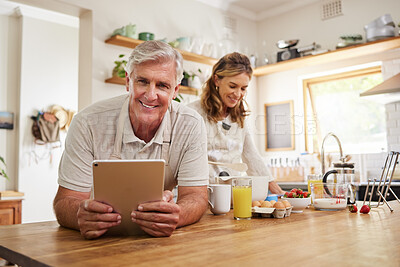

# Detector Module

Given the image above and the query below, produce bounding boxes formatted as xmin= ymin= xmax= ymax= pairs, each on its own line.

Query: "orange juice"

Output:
xmin=232 ymin=186 xmax=252 ymax=219
xmin=309 ymin=180 xmax=324 ymax=202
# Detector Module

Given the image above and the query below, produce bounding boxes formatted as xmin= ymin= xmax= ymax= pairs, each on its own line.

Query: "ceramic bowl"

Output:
xmin=281 ymin=197 xmax=311 ymax=213
xmin=138 ymin=32 xmax=155 ymax=41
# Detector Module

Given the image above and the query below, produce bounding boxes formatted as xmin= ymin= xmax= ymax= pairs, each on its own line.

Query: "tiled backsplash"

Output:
xmin=386 ymin=101 xmax=400 ymax=152
xmin=266 ymin=152 xmax=388 ymax=183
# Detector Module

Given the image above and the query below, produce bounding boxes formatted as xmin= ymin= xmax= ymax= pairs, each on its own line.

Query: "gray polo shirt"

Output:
xmin=58 ymin=94 xmax=209 ymax=192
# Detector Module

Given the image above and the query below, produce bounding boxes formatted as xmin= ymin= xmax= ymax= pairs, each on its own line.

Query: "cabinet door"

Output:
xmin=0 ymin=208 xmax=14 ymax=225
xmin=0 ymin=200 xmax=22 ymax=225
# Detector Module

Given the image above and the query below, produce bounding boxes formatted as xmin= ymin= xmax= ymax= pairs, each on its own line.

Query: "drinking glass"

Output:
xmin=232 ymin=178 xmax=252 ymax=220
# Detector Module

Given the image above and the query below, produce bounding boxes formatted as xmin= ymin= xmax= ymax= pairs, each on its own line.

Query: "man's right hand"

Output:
xmin=77 ymin=199 xmax=121 ymax=239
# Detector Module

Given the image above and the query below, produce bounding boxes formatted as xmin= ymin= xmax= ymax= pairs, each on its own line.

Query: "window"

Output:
xmin=303 ymin=66 xmax=386 ymax=154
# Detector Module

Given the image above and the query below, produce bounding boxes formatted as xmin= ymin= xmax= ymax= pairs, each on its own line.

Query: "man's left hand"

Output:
xmin=131 ymin=190 xmax=180 ymax=237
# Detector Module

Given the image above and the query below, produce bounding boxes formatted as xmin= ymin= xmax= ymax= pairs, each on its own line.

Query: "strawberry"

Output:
xmin=297 ymin=189 xmax=303 ymax=195
xmin=284 ymin=192 xmax=290 ymax=198
xmin=303 ymin=192 xmax=309 ymax=198
xmin=360 ymin=204 xmax=370 ymax=214
xmin=288 ymin=192 xmax=294 ymax=198
xmin=291 ymin=188 xmax=297 ymax=193
xmin=348 ymin=204 xmax=358 ymax=213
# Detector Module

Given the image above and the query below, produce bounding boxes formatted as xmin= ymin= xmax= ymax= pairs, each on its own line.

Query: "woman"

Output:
xmin=188 ymin=52 xmax=284 ymax=195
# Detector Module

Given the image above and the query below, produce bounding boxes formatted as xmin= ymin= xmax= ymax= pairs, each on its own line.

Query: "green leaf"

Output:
xmin=0 ymin=156 xmax=5 ymax=166
xmin=1 ymin=170 xmax=8 ymax=180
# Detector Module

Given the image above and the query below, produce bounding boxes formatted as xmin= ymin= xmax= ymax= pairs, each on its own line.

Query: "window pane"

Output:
xmin=309 ymin=73 xmax=386 ymax=154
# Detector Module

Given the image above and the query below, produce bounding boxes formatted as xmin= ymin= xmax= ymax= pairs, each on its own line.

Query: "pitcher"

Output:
xmin=322 ymin=162 xmax=356 ymax=205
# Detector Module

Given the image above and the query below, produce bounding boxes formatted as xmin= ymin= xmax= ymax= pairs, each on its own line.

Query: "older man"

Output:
xmin=53 ymin=41 xmax=209 ymax=239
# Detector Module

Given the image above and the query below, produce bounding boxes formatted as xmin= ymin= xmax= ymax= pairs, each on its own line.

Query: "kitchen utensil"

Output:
xmin=208 ymin=161 xmax=248 ymax=172
xmin=322 ymin=162 xmax=356 ymax=205
xmin=311 ymin=183 xmax=348 ymax=210
xmin=363 ymin=151 xmax=399 ymax=212
xmin=276 ymin=39 xmax=299 ymax=49
xmin=138 ymin=32 xmax=154 ymax=41
xmin=364 ymin=14 xmax=395 ymax=42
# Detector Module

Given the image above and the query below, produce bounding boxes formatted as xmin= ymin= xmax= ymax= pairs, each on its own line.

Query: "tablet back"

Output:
xmin=93 ymin=159 xmax=165 ymax=236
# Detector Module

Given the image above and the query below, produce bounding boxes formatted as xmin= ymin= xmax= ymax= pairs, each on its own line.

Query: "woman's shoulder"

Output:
xmin=186 ymin=100 xmax=204 ymax=115
xmin=186 ymin=99 xmax=201 ymax=110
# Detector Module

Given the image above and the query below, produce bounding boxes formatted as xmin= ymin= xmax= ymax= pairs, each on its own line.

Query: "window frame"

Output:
xmin=302 ymin=65 xmax=382 ymax=153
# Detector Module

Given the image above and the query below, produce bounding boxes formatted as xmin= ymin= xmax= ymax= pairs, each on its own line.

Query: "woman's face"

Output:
xmin=215 ymin=72 xmax=250 ymax=109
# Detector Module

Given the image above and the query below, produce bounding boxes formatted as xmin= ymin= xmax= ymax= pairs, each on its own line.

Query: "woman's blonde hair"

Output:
xmin=201 ymin=52 xmax=252 ymax=128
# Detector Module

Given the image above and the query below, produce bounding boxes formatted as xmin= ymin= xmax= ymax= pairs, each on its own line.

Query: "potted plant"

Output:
xmin=112 ymin=54 xmax=127 ymax=78
xmin=0 ymin=156 xmax=8 ymax=180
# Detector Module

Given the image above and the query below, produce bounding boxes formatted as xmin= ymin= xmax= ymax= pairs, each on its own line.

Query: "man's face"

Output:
xmin=127 ymin=60 xmax=179 ymax=131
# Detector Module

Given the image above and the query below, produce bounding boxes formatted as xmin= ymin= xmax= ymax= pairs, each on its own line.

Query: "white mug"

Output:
xmin=208 ymin=184 xmax=231 ymax=215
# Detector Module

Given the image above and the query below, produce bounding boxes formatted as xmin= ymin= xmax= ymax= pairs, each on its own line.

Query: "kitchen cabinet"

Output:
xmin=0 ymin=199 xmax=21 ymax=225
xmin=254 ymin=36 xmax=400 ymax=76
xmin=105 ymin=35 xmax=209 ymax=95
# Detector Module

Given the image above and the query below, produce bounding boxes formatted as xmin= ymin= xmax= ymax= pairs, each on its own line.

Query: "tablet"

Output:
xmin=93 ymin=159 xmax=165 ymax=236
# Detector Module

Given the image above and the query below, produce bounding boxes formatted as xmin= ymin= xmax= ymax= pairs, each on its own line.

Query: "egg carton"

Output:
xmin=252 ymin=206 xmax=292 ymax=219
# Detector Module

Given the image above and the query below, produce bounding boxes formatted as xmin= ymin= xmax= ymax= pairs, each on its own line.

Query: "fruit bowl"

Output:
xmin=281 ymin=197 xmax=311 ymax=213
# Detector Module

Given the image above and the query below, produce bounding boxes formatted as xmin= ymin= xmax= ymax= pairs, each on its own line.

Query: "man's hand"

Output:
xmin=77 ymin=199 xmax=121 ymax=239
xmin=131 ymin=190 xmax=180 ymax=237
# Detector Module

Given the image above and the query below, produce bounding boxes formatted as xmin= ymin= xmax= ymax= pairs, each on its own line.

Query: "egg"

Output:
xmin=258 ymin=200 xmax=264 ymax=205
xmin=273 ymin=201 xmax=285 ymax=209
xmin=270 ymin=200 xmax=276 ymax=206
xmin=252 ymin=200 xmax=261 ymax=207
xmin=261 ymin=201 xmax=272 ymax=208
xmin=281 ymin=200 xmax=291 ymax=208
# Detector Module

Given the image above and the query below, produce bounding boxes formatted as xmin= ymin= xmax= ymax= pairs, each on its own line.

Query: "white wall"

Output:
xmin=0 ymin=13 xmax=19 ymax=192
xmin=16 ymin=13 xmax=79 ymax=222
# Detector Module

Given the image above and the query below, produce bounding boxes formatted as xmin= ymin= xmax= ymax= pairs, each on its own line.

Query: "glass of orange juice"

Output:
xmin=307 ymin=174 xmax=322 ymax=203
xmin=232 ymin=177 xmax=252 ymax=220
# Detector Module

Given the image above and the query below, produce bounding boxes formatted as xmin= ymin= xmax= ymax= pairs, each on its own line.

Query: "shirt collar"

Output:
xmin=122 ymin=106 xmax=170 ymax=145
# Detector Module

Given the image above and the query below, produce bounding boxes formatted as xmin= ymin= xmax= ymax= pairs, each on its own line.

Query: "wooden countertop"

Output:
xmin=0 ymin=201 xmax=399 ymax=266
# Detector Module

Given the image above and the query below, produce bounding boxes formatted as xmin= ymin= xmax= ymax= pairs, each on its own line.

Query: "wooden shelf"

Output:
xmin=105 ymin=35 xmax=218 ymax=66
xmin=253 ymin=36 xmax=400 ymax=76
xmin=105 ymin=76 xmax=126 ymax=85
xmin=105 ymin=76 xmax=199 ymax=95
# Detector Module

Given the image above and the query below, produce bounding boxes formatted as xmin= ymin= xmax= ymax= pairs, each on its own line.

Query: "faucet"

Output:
xmin=321 ymin=132 xmax=344 ymax=174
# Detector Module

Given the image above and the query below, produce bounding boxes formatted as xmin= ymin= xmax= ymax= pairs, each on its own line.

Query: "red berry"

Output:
xmin=288 ymin=192 xmax=293 ymax=198
xmin=303 ymin=192 xmax=309 ymax=198
xmin=291 ymin=188 xmax=297 ymax=193
xmin=348 ymin=204 xmax=358 ymax=213
xmin=360 ymin=204 xmax=370 ymax=214
xmin=297 ymin=189 xmax=303 ymax=195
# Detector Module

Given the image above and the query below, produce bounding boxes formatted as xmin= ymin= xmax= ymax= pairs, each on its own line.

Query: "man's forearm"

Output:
xmin=53 ymin=196 xmax=82 ymax=230
xmin=53 ymin=187 xmax=89 ymax=230
xmin=176 ymin=187 xmax=208 ymax=227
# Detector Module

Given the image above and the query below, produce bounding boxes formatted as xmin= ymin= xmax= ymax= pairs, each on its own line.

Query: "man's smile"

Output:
xmin=139 ymin=100 xmax=158 ymax=109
